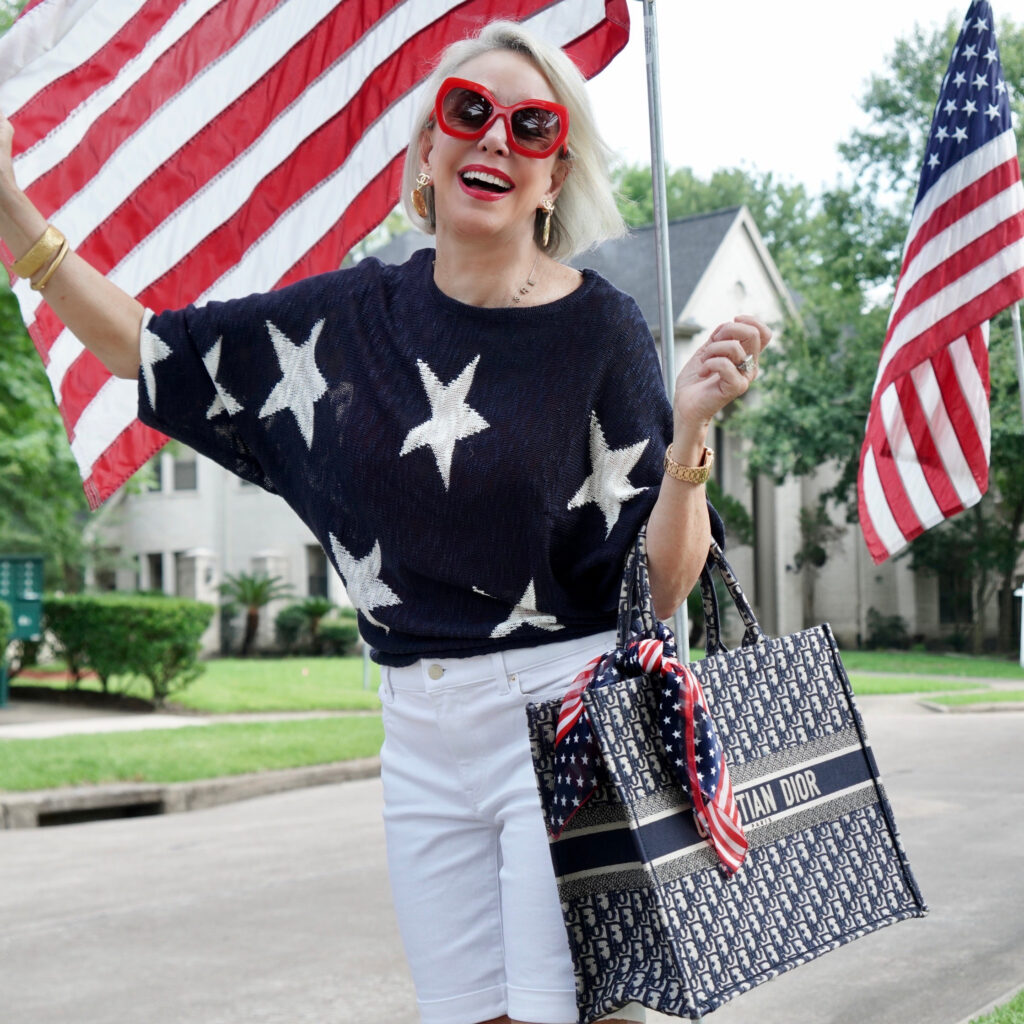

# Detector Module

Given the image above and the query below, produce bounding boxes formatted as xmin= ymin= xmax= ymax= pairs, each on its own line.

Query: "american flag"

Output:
xmin=857 ymin=0 xmax=1024 ymax=564
xmin=0 ymin=0 xmax=629 ymax=510
xmin=553 ymin=625 xmax=748 ymax=875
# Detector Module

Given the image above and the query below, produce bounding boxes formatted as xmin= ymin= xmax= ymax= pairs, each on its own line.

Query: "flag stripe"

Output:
xmin=894 ymin=140 xmax=1021 ymax=304
xmin=876 ymin=215 xmax=1024 ymax=393
xmin=887 ymin=173 xmax=1024 ymax=341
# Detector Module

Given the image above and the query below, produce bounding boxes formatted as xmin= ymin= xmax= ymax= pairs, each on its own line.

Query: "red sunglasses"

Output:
xmin=434 ymin=77 xmax=569 ymax=158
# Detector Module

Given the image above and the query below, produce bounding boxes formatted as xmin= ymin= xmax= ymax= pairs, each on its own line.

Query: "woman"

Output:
xmin=0 ymin=19 xmax=768 ymax=1024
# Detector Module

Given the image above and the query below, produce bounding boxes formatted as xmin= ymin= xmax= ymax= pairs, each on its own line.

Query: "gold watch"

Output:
xmin=663 ymin=444 xmax=714 ymax=485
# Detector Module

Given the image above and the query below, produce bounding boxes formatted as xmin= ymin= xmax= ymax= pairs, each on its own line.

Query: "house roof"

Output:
xmin=569 ymin=206 xmax=741 ymax=325
xmin=364 ymin=205 xmax=764 ymax=327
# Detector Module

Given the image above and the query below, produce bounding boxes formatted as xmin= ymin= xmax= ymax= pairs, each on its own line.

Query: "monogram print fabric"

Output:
xmin=526 ymin=532 xmax=927 ymax=1023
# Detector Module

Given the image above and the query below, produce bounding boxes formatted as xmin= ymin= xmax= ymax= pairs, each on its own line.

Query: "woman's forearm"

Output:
xmin=0 ymin=168 xmax=144 ymax=380
xmin=645 ymin=424 xmax=712 ymax=621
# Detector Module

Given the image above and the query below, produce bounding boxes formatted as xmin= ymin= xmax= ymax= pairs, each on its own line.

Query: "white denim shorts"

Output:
xmin=378 ymin=630 xmax=645 ymax=1024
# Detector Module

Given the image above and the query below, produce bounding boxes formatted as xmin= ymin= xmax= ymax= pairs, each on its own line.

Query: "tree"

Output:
xmin=218 ymin=572 xmax=293 ymax=656
xmin=0 ymin=285 xmax=92 ymax=589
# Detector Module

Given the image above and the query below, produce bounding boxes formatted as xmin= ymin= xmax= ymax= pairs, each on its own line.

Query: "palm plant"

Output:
xmin=218 ymin=572 xmax=293 ymax=656
xmin=296 ymin=596 xmax=336 ymax=652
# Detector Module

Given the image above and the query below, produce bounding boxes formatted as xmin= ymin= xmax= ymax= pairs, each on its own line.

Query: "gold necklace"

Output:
xmin=510 ymin=252 xmax=541 ymax=305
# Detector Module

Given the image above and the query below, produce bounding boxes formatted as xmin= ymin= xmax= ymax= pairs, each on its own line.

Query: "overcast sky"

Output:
xmin=586 ymin=0 xmax=979 ymax=193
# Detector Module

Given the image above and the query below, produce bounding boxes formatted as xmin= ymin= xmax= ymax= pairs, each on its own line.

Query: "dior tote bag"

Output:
xmin=526 ymin=528 xmax=927 ymax=1022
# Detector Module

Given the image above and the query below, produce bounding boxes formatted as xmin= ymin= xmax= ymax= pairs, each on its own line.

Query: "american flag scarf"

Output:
xmin=553 ymin=618 xmax=748 ymax=876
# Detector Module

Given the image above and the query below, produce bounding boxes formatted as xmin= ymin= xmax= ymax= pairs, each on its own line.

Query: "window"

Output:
xmin=173 ymin=457 xmax=197 ymax=491
xmin=94 ymin=547 xmax=119 ymax=591
xmin=146 ymin=553 xmax=164 ymax=593
xmin=174 ymin=551 xmax=194 ymax=597
xmin=307 ymin=545 xmax=329 ymax=598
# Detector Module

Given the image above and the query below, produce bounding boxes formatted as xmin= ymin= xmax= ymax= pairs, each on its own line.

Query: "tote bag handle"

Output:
xmin=699 ymin=539 xmax=767 ymax=655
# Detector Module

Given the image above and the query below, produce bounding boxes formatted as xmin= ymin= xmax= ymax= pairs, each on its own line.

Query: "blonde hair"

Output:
xmin=400 ymin=20 xmax=625 ymax=260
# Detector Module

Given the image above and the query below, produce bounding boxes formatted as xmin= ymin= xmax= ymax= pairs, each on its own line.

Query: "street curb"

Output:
xmin=918 ymin=700 xmax=1024 ymax=714
xmin=0 ymin=757 xmax=381 ymax=829
xmin=953 ymin=979 xmax=1024 ymax=1024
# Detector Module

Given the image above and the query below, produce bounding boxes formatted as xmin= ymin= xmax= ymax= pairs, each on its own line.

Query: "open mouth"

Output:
xmin=459 ymin=170 xmax=513 ymax=193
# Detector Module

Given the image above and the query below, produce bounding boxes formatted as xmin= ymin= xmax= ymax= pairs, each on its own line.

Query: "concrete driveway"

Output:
xmin=0 ymin=696 xmax=1021 ymax=1024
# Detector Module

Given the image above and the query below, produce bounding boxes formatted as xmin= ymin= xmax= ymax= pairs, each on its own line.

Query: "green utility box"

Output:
xmin=0 ymin=555 xmax=44 ymax=708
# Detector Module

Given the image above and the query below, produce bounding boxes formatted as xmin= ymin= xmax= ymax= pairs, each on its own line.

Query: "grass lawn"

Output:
xmin=926 ymin=689 xmax=1024 ymax=707
xmin=845 ymin=674 xmax=986 ymax=696
xmin=0 ymin=716 xmax=383 ymax=791
xmin=839 ymin=649 xmax=1024 ymax=680
xmin=18 ymin=656 xmax=383 ymax=712
xmin=972 ymin=988 xmax=1024 ymax=1024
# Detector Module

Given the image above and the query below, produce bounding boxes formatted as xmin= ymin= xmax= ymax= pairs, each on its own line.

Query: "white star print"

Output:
xmin=972 ymin=72 xmax=989 ymax=90
xmin=478 ymin=579 xmax=564 ymax=639
xmin=984 ymin=47 xmax=998 ymax=65
xmin=953 ymin=125 xmax=968 ymax=143
xmin=328 ymin=534 xmax=402 ymax=633
xmin=985 ymin=103 xmax=1001 ymax=121
xmin=258 ymin=319 xmax=327 ymax=449
xmin=203 ymin=339 xmax=243 ymax=420
xmin=567 ymin=411 xmax=649 ymax=537
xmin=140 ymin=323 xmax=171 ymax=410
xmin=963 ymin=98 xmax=978 ymax=116
xmin=400 ymin=355 xmax=490 ymax=489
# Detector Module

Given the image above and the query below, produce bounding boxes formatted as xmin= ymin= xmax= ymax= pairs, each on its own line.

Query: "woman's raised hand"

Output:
xmin=671 ymin=315 xmax=772 ymax=436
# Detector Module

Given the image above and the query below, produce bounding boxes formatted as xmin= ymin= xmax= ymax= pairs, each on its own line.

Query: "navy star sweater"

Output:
xmin=138 ymin=248 xmax=722 ymax=665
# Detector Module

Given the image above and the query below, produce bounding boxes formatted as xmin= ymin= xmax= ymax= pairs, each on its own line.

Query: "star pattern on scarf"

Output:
xmin=258 ymin=319 xmax=328 ymax=449
xmin=328 ymin=534 xmax=402 ymax=633
xmin=140 ymin=322 xmax=172 ymax=411
xmin=567 ymin=411 xmax=649 ymax=537
xmin=203 ymin=338 xmax=243 ymax=419
xmin=400 ymin=355 xmax=490 ymax=489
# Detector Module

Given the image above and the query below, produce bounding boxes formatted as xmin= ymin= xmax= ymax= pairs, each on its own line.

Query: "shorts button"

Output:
xmin=427 ymin=664 xmax=444 ymax=680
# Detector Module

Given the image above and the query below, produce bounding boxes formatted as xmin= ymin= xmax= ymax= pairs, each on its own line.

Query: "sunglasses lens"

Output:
xmin=441 ymin=87 xmax=492 ymax=133
xmin=511 ymin=107 xmax=562 ymax=151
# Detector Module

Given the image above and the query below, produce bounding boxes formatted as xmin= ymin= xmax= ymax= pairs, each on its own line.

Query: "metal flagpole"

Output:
xmin=636 ymin=0 xmax=690 ymax=660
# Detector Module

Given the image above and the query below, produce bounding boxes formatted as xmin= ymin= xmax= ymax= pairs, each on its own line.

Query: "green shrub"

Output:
xmin=42 ymin=595 xmax=92 ymax=686
xmin=0 ymin=599 xmax=12 ymax=643
xmin=0 ymin=600 xmax=12 ymax=678
xmin=44 ymin=593 xmax=215 ymax=704
xmin=275 ymin=603 xmax=308 ymax=653
xmin=865 ymin=607 xmax=911 ymax=650
xmin=318 ymin=619 xmax=360 ymax=656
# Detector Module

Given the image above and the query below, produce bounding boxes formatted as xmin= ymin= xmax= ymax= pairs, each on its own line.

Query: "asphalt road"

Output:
xmin=1 ymin=697 xmax=1022 ymax=1024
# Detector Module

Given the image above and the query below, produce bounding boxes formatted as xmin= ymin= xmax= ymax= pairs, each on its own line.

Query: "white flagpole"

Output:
xmin=1011 ymin=302 xmax=1024 ymax=425
xmin=636 ymin=0 xmax=691 ymax=661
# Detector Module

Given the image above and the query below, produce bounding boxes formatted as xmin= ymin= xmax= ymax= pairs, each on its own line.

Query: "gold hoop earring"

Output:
xmin=412 ymin=172 xmax=432 ymax=220
xmin=541 ymin=199 xmax=555 ymax=249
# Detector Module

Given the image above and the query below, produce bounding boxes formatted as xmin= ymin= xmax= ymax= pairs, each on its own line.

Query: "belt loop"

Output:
xmin=492 ymin=651 xmax=512 ymax=694
xmin=379 ymin=665 xmax=395 ymax=705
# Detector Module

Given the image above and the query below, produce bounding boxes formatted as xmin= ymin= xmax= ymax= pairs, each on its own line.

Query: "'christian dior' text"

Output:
xmin=736 ymin=770 xmax=823 ymax=825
